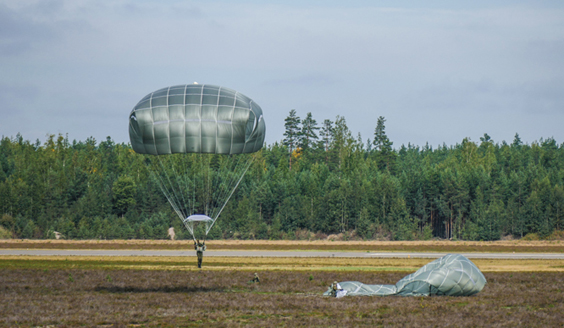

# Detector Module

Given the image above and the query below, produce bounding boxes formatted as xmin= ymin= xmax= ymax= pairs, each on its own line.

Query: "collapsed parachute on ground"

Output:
xmin=324 ymin=254 xmax=486 ymax=297
xmin=128 ymin=84 xmax=266 ymax=241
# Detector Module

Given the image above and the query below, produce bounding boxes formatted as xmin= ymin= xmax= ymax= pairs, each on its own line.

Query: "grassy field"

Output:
xmin=2 ymin=239 xmax=564 ymax=253
xmin=1 ymin=255 xmax=564 ymax=272
xmin=1 ymin=254 xmax=564 ymax=327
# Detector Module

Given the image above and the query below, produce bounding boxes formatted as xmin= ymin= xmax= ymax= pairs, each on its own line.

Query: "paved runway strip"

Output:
xmin=1 ymin=249 xmax=563 ymax=259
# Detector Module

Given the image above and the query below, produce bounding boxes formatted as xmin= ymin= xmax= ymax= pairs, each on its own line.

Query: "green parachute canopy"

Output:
xmin=324 ymin=254 xmax=486 ymax=297
xmin=129 ymin=84 xmax=265 ymax=155
xmin=128 ymin=84 xmax=266 ymax=241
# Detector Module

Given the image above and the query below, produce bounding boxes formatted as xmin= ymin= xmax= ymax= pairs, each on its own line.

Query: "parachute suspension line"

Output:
xmin=206 ymin=156 xmax=230 ymax=222
xmin=206 ymin=154 xmax=212 ymax=217
xmin=168 ymin=155 xmax=194 ymax=221
xmin=189 ymin=154 xmax=195 ymax=216
xmin=182 ymin=157 xmax=196 ymax=217
xmin=193 ymin=163 xmax=196 ymax=215
xmin=154 ymin=173 xmax=184 ymax=221
xmin=177 ymin=155 xmax=198 ymax=244
xmin=213 ymin=154 xmax=253 ymax=221
xmin=206 ymin=154 xmax=255 ymax=234
xmin=207 ymin=154 xmax=244 ymax=223
xmin=149 ymin=160 xmax=185 ymax=223
xmin=156 ymin=156 xmax=190 ymax=220
xmin=151 ymin=158 xmax=184 ymax=220
xmin=151 ymin=157 xmax=196 ymax=239
xmin=179 ymin=165 xmax=193 ymax=216
xmin=209 ymin=154 xmax=233 ymax=223
xmin=199 ymin=155 xmax=204 ymax=215
xmin=208 ymin=158 xmax=217 ymax=218
xmin=172 ymin=154 xmax=200 ymax=242
xmin=149 ymin=152 xmax=256 ymax=241
xmin=186 ymin=220 xmax=197 ymax=244
xmin=207 ymin=154 xmax=254 ymax=234
xmin=208 ymin=153 xmax=249 ymax=221
xmin=150 ymin=158 xmax=190 ymax=230
xmin=200 ymin=155 xmax=208 ymax=216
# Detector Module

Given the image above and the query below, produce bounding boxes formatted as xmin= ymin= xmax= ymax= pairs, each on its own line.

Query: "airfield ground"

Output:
xmin=1 ymin=240 xmax=563 ymax=327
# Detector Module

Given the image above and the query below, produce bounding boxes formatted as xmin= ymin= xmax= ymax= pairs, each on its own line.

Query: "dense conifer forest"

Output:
xmin=1 ymin=112 xmax=563 ymax=240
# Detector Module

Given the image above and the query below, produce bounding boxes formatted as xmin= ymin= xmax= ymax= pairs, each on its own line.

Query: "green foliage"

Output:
xmin=419 ymin=225 xmax=434 ymax=241
xmin=521 ymin=232 xmax=540 ymax=241
xmin=300 ymin=112 xmax=319 ymax=151
xmin=356 ymin=208 xmax=372 ymax=239
xmin=0 ymin=226 xmax=12 ymax=239
xmin=372 ymin=116 xmax=396 ymax=171
xmin=2 ymin=115 xmax=564 ymax=241
xmin=0 ymin=214 xmax=14 ymax=231
xmin=112 ymin=175 xmax=136 ymax=216
xmin=283 ymin=109 xmax=301 ymax=170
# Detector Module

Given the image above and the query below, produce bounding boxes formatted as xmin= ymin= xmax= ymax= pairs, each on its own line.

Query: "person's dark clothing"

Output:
xmin=194 ymin=241 xmax=206 ymax=268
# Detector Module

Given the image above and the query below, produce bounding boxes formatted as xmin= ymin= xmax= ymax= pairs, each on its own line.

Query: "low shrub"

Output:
xmin=521 ymin=233 xmax=540 ymax=241
xmin=545 ymin=230 xmax=564 ymax=241
xmin=0 ymin=226 xmax=12 ymax=239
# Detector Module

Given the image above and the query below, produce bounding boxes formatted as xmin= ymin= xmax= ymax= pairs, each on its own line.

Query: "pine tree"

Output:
xmin=512 ymin=133 xmax=522 ymax=148
xmin=480 ymin=133 xmax=492 ymax=143
xmin=112 ymin=175 xmax=137 ymax=217
xmin=319 ymin=119 xmax=333 ymax=163
xmin=373 ymin=116 xmax=392 ymax=152
xmin=372 ymin=116 xmax=395 ymax=170
xmin=299 ymin=112 xmax=319 ymax=150
xmin=283 ymin=109 xmax=301 ymax=170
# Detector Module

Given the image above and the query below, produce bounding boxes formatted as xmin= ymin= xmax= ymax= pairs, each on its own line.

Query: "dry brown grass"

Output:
xmin=2 ymin=239 xmax=564 ymax=253
xmin=1 ymin=267 xmax=563 ymax=327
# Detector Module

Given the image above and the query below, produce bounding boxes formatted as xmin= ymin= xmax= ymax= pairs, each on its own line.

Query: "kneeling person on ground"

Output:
xmin=329 ymin=281 xmax=346 ymax=298
xmin=251 ymin=273 xmax=260 ymax=283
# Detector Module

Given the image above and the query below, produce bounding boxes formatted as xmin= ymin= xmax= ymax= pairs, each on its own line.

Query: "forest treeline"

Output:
xmin=1 ymin=111 xmax=563 ymax=241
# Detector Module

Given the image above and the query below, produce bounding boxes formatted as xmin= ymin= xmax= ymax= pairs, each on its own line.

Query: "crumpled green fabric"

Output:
xmin=323 ymin=254 xmax=486 ymax=297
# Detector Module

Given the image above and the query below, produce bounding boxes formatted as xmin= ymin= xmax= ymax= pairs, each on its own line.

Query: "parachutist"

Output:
xmin=129 ymin=84 xmax=265 ymax=262
xmin=194 ymin=240 xmax=206 ymax=268
xmin=251 ymin=272 xmax=260 ymax=283
xmin=329 ymin=281 xmax=342 ymax=297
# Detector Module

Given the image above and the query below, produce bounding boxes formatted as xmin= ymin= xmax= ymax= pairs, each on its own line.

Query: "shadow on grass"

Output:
xmin=94 ymin=285 xmax=225 ymax=293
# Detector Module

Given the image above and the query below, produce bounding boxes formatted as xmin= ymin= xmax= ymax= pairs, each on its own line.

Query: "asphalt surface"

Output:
xmin=1 ymin=249 xmax=563 ymax=259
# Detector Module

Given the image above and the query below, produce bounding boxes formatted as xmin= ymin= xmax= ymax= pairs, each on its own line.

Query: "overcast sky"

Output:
xmin=1 ymin=0 xmax=563 ymax=148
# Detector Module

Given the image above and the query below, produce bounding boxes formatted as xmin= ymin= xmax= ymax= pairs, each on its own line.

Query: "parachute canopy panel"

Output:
xmin=129 ymin=84 xmax=266 ymax=155
xmin=324 ymin=254 xmax=486 ymax=297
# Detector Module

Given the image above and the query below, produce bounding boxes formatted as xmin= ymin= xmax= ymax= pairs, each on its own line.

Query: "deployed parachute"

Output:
xmin=324 ymin=254 xmax=486 ymax=297
xmin=129 ymin=84 xmax=266 ymax=241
